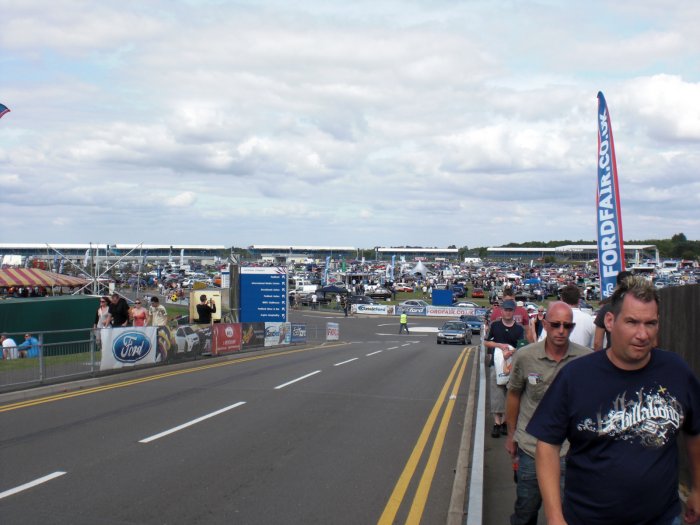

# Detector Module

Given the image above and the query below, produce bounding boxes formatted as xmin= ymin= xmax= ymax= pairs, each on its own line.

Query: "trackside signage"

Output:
xmin=326 ymin=322 xmax=340 ymax=341
xmin=100 ymin=327 xmax=158 ymax=370
xmin=212 ymin=323 xmax=242 ymax=356
xmin=354 ymin=304 xmax=390 ymax=315
xmin=596 ymin=91 xmax=626 ymax=298
xmin=240 ymin=267 xmax=287 ymax=323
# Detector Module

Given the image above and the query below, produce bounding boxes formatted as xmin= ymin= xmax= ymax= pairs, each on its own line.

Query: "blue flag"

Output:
xmin=596 ymin=92 xmax=626 ymax=299
xmin=0 ymin=104 xmax=9 ymax=119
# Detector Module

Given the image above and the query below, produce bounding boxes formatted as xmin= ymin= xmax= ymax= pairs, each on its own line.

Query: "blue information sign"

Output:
xmin=240 ymin=267 xmax=288 ymax=323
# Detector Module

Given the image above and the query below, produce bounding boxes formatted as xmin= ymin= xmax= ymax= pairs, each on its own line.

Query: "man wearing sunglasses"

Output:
xmin=529 ymin=277 xmax=700 ymax=525
xmin=505 ymin=302 xmax=591 ymax=525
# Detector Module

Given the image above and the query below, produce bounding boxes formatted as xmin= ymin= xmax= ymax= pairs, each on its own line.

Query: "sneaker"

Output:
xmin=500 ymin=423 xmax=508 ymax=436
xmin=491 ymin=425 xmax=501 ymax=438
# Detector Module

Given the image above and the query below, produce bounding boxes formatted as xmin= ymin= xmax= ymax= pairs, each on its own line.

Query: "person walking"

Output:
xmin=399 ymin=312 xmax=409 ymax=334
xmin=149 ymin=296 xmax=168 ymax=327
xmin=485 ymin=299 xmax=525 ymax=438
xmin=130 ymin=299 xmax=149 ymax=327
xmin=529 ymin=276 xmax=700 ymax=525
xmin=505 ymin=302 xmax=591 ymax=525
xmin=108 ymin=293 xmax=130 ymax=327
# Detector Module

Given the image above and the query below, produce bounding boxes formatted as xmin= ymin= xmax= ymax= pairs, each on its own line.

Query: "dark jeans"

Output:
xmin=399 ymin=323 xmax=409 ymax=334
xmin=511 ymin=451 xmax=565 ymax=525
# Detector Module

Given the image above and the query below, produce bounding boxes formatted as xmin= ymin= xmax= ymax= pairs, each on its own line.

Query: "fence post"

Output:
xmin=38 ymin=332 xmax=45 ymax=384
xmin=90 ymin=330 xmax=97 ymax=376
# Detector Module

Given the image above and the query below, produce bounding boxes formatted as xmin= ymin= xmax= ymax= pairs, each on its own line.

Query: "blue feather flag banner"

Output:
xmin=596 ymin=92 xmax=626 ymax=299
xmin=0 ymin=103 xmax=10 ymax=119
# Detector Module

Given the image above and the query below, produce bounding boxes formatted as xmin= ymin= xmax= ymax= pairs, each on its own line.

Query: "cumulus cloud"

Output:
xmin=1 ymin=0 xmax=699 ymax=246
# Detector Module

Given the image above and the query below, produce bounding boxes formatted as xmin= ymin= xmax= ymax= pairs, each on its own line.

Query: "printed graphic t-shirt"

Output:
xmin=527 ymin=348 xmax=700 ymax=525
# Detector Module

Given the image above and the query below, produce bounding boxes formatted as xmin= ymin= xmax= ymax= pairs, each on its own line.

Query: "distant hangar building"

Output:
xmin=486 ymin=244 xmax=659 ymax=262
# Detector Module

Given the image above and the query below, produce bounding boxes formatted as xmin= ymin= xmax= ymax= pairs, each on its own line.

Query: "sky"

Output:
xmin=1 ymin=0 xmax=699 ymax=250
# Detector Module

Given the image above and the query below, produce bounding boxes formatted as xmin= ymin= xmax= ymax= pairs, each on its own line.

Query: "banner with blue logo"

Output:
xmin=291 ymin=323 xmax=307 ymax=343
xmin=596 ymin=92 xmax=626 ymax=298
xmin=100 ymin=327 xmax=158 ymax=370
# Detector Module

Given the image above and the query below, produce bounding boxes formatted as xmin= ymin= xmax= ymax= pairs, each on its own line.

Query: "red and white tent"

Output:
xmin=0 ymin=268 xmax=89 ymax=288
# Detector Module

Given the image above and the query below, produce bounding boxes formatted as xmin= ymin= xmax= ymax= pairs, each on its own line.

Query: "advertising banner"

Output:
xmin=326 ymin=322 xmax=340 ymax=341
xmin=596 ymin=91 xmax=626 ymax=299
xmin=264 ymin=322 xmax=291 ymax=347
xmin=426 ymin=306 xmax=488 ymax=317
xmin=213 ymin=323 xmax=242 ymax=356
xmin=354 ymin=304 xmax=390 ymax=315
xmin=397 ymin=306 xmax=427 ymax=316
xmin=100 ymin=327 xmax=159 ymax=370
xmin=241 ymin=322 xmax=265 ymax=349
xmin=290 ymin=323 xmax=307 ymax=344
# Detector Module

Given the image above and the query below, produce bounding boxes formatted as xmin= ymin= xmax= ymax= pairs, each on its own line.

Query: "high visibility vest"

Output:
xmin=400 ymin=313 xmax=407 ymax=324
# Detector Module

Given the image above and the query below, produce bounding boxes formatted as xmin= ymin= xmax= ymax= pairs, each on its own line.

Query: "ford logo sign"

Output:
xmin=113 ymin=331 xmax=152 ymax=363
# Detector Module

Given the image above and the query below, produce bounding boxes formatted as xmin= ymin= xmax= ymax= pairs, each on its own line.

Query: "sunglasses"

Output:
xmin=135 ymin=302 xmax=141 ymax=305
xmin=548 ymin=321 xmax=576 ymax=330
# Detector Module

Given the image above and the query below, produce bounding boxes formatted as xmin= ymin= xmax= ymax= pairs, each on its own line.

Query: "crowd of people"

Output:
xmin=483 ymin=277 xmax=699 ymax=524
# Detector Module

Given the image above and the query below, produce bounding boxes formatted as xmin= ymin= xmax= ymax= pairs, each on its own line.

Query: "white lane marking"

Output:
xmin=401 ymin=343 xmax=411 ymax=347
xmin=366 ymin=350 xmax=383 ymax=356
xmin=0 ymin=471 xmax=67 ymax=500
xmin=139 ymin=402 xmax=247 ymax=443
xmin=386 ymin=346 xmax=399 ymax=350
xmin=274 ymin=370 xmax=322 ymax=390
xmin=334 ymin=358 xmax=359 ymax=366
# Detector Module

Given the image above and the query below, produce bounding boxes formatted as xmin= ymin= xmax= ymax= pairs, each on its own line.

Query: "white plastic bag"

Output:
xmin=494 ymin=345 xmax=514 ymax=385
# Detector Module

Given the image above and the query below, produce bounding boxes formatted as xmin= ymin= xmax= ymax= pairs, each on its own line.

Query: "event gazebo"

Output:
xmin=0 ymin=268 xmax=90 ymax=289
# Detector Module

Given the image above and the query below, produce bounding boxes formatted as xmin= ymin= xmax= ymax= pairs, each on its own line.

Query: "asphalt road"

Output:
xmin=0 ymin=312 xmax=479 ymax=525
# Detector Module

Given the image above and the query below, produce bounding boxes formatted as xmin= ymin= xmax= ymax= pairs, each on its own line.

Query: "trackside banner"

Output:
xmin=100 ymin=327 xmax=159 ymax=370
xmin=596 ymin=91 xmax=626 ymax=298
xmin=212 ymin=323 xmax=242 ymax=356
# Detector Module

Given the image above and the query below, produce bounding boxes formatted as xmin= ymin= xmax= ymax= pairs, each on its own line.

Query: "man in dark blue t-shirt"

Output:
xmin=527 ymin=276 xmax=700 ymax=525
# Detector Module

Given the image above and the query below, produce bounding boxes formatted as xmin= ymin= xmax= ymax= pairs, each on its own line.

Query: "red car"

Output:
xmin=471 ymin=287 xmax=485 ymax=298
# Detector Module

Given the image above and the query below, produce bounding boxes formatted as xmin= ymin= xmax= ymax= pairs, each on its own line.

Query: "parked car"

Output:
xmin=175 ymin=326 xmax=200 ymax=355
xmin=393 ymin=283 xmax=414 ymax=293
xmin=347 ymin=295 xmax=378 ymax=305
xmin=454 ymin=301 xmax=479 ymax=308
xmin=399 ymin=299 xmax=429 ymax=307
xmin=366 ymin=287 xmax=392 ymax=300
xmin=437 ymin=321 xmax=472 ymax=345
xmin=472 ymin=287 xmax=485 ymax=298
xmin=458 ymin=314 xmax=484 ymax=334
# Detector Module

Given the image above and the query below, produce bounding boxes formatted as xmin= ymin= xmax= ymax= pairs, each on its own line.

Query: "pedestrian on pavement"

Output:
xmin=549 ymin=284 xmax=595 ymax=349
xmin=149 ymin=296 xmax=168 ymax=327
xmin=485 ymin=299 xmax=525 ymax=438
xmin=593 ymin=270 xmax=633 ymax=351
xmin=399 ymin=312 xmax=409 ymax=334
xmin=528 ymin=276 xmax=700 ymax=525
xmin=505 ymin=301 xmax=591 ymax=525
xmin=130 ymin=299 xmax=149 ymax=327
xmin=109 ymin=293 xmax=130 ymax=327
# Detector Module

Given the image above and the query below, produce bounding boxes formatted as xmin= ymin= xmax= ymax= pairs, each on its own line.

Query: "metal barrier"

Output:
xmin=0 ymin=321 xmax=333 ymax=393
xmin=0 ymin=328 xmax=99 ymax=392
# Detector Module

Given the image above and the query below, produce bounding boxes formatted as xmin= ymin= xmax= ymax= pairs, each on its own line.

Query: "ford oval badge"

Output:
xmin=113 ymin=331 xmax=152 ymax=363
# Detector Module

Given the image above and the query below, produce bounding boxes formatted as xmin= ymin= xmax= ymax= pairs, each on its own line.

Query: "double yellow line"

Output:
xmin=378 ymin=346 xmax=472 ymax=525
xmin=0 ymin=343 xmax=349 ymax=413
